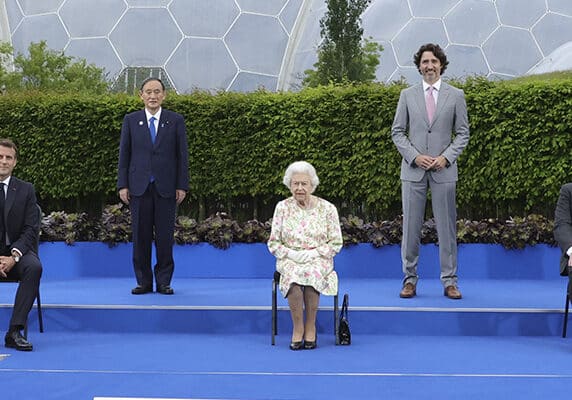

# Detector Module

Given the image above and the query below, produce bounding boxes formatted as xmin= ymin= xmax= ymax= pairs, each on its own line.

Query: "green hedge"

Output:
xmin=0 ymin=78 xmax=570 ymax=220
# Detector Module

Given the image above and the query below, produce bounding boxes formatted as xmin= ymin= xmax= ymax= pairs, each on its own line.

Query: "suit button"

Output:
xmin=428 ymin=130 xmax=432 ymax=133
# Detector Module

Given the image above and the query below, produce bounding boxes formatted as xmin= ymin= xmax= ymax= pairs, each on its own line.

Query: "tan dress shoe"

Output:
xmin=444 ymin=285 xmax=462 ymax=299
xmin=399 ymin=283 xmax=416 ymax=298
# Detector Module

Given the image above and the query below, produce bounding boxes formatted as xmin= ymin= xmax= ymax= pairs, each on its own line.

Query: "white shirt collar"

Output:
xmin=145 ymin=108 xmax=162 ymax=123
xmin=423 ymin=79 xmax=441 ymax=92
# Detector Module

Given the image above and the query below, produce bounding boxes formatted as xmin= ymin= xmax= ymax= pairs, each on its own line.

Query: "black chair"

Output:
xmin=0 ymin=204 xmax=44 ymax=339
xmin=563 ymin=292 xmax=570 ymax=338
xmin=272 ymin=270 xmax=339 ymax=345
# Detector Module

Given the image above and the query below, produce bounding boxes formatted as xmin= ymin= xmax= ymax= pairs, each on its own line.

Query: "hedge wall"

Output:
xmin=0 ymin=78 xmax=570 ymax=220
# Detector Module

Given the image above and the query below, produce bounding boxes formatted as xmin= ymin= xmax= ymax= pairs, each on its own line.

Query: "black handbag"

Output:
xmin=338 ymin=293 xmax=351 ymax=345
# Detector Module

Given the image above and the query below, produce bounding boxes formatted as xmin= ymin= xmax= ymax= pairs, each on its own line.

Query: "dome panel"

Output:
xmin=166 ymin=38 xmax=237 ymax=92
xmin=65 ymin=38 xmax=123 ymax=79
xmin=170 ymin=0 xmax=239 ymax=37
xmin=60 ymin=0 xmax=126 ymax=37
xmin=226 ymin=14 xmax=288 ymax=75
xmin=483 ymin=27 xmax=542 ymax=75
xmin=444 ymin=0 xmax=498 ymax=45
xmin=110 ymin=8 xmax=182 ymax=66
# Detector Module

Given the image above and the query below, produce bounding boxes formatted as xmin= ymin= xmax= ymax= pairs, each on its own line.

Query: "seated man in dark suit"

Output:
xmin=0 ymin=138 xmax=42 ymax=351
xmin=554 ymin=183 xmax=572 ymax=293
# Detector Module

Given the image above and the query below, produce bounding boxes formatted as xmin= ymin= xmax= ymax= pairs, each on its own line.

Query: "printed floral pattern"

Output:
xmin=268 ymin=196 xmax=343 ymax=297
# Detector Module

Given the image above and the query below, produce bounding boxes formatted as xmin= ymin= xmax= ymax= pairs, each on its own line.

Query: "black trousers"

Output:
xmin=5 ymin=251 xmax=42 ymax=329
xmin=130 ymin=182 xmax=177 ymax=289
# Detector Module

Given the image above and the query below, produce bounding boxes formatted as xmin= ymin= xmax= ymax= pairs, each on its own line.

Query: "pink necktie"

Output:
xmin=426 ymin=86 xmax=436 ymax=123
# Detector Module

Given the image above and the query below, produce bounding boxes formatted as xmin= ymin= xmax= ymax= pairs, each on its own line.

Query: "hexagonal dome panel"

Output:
xmin=496 ymin=0 xmax=545 ymax=28
xmin=279 ymin=0 xmax=303 ymax=35
xmin=225 ymin=14 xmax=288 ymax=76
xmin=5 ymin=0 xmax=23 ymax=34
xmin=110 ymin=8 xmax=182 ymax=66
xmin=230 ymin=72 xmax=278 ymax=92
xmin=548 ymin=0 xmax=572 ymax=16
xmin=533 ymin=13 xmax=572 ymax=56
xmin=445 ymin=45 xmax=489 ymax=79
xmin=409 ymin=0 xmax=458 ymax=18
xmin=166 ymin=38 xmax=237 ymax=93
xmin=393 ymin=19 xmax=448 ymax=66
xmin=170 ymin=0 xmax=239 ymax=37
xmin=237 ymin=0 xmax=287 ymax=15
xmin=60 ymin=0 xmax=126 ymax=37
xmin=65 ymin=38 xmax=123 ymax=80
xmin=17 ymin=0 xmax=64 ymax=14
xmin=12 ymin=15 xmax=69 ymax=55
xmin=362 ymin=0 xmax=411 ymax=41
xmin=483 ymin=27 xmax=542 ymax=75
xmin=375 ymin=41 xmax=398 ymax=83
xmin=444 ymin=0 xmax=498 ymax=45
xmin=529 ymin=42 xmax=572 ymax=74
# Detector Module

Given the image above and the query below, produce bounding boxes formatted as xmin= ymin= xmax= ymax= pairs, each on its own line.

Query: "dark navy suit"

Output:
xmin=3 ymin=177 xmax=42 ymax=329
xmin=117 ymin=109 xmax=189 ymax=289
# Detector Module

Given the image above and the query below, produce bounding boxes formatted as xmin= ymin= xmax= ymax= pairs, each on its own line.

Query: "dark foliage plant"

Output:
xmin=39 ymin=204 xmax=556 ymax=250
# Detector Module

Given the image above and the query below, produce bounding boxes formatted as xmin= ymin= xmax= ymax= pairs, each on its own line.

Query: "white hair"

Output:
xmin=282 ymin=161 xmax=320 ymax=192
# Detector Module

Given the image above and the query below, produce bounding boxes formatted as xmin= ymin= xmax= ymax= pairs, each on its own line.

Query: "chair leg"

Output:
xmin=563 ymin=294 xmax=570 ymax=339
xmin=272 ymin=279 xmax=277 ymax=345
xmin=37 ymin=291 xmax=44 ymax=333
xmin=334 ymin=294 xmax=339 ymax=345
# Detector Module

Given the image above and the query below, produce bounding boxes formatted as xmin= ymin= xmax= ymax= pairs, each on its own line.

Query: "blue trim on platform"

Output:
xmin=38 ymin=242 xmax=561 ymax=280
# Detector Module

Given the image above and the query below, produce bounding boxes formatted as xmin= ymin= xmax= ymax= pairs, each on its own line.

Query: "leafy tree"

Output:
xmin=303 ymin=0 xmax=382 ymax=87
xmin=0 ymin=41 xmax=110 ymax=94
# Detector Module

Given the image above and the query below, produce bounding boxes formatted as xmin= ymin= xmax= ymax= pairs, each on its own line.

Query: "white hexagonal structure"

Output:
xmin=166 ymin=38 xmax=237 ymax=93
xmin=225 ymin=13 xmax=288 ymax=76
xmin=12 ymin=14 xmax=69 ymax=54
xmin=110 ymin=8 xmax=182 ymax=66
xmin=483 ymin=27 xmax=542 ymax=76
xmin=170 ymin=0 xmax=239 ymax=37
xmin=444 ymin=0 xmax=498 ymax=45
xmin=60 ymin=0 xmax=126 ymax=37
xmin=1 ymin=0 xmax=571 ymax=92
xmin=65 ymin=38 xmax=123 ymax=80
xmin=496 ymin=0 xmax=545 ymax=28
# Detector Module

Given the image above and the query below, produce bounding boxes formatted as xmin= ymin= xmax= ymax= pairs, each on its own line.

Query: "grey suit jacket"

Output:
xmin=554 ymin=183 xmax=572 ymax=276
xmin=391 ymin=81 xmax=470 ymax=183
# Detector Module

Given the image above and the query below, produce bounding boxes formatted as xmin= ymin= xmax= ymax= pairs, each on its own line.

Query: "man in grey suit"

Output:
xmin=391 ymin=43 xmax=470 ymax=299
xmin=554 ymin=183 xmax=572 ymax=295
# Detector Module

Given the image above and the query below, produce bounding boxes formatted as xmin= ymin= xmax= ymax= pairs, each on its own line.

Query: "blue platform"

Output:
xmin=0 ymin=243 xmax=570 ymax=400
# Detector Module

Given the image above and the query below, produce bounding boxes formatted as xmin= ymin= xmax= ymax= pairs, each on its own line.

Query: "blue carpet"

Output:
xmin=1 ymin=333 xmax=572 ymax=400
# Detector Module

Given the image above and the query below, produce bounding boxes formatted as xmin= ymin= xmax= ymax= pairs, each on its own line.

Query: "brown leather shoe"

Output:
xmin=399 ymin=283 xmax=416 ymax=298
xmin=444 ymin=285 xmax=462 ymax=299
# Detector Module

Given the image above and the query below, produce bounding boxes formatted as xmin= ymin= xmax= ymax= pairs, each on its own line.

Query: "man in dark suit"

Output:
xmin=391 ymin=43 xmax=470 ymax=299
xmin=0 ymin=138 xmax=42 ymax=351
xmin=117 ymin=78 xmax=189 ymax=295
xmin=554 ymin=183 xmax=572 ymax=293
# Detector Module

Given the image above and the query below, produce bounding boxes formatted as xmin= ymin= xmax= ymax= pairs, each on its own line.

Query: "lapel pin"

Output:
xmin=139 ymin=121 xmax=144 ymax=126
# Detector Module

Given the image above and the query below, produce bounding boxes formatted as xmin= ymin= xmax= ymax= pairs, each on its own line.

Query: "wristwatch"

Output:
xmin=11 ymin=252 xmax=20 ymax=263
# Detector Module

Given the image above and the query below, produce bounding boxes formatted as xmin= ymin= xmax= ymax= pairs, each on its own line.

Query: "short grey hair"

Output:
xmin=282 ymin=161 xmax=320 ymax=192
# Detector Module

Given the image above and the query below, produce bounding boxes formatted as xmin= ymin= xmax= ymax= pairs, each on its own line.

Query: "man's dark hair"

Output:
xmin=140 ymin=77 xmax=165 ymax=91
xmin=0 ymin=138 xmax=18 ymax=158
xmin=413 ymin=43 xmax=449 ymax=75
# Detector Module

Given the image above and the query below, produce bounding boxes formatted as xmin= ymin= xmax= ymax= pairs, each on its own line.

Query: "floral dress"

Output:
xmin=267 ymin=196 xmax=343 ymax=297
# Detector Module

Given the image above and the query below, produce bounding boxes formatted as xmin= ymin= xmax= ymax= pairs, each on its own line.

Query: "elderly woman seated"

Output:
xmin=267 ymin=161 xmax=343 ymax=350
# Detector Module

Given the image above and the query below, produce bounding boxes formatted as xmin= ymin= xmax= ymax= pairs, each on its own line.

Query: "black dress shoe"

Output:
xmin=131 ymin=285 xmax=153 ymax=295
xmin=157 ymin=285 xmax=174 ymax=295
xmin=289 ymin=341 xmax=303 ymax=350
xmin=5 ymin=331 xmax=33 ymax=351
